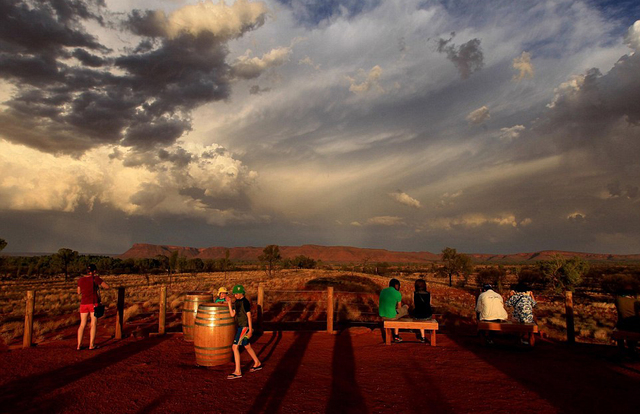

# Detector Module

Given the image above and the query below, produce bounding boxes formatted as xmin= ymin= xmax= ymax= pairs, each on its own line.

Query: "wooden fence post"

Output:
xmin=115 ymin=287 xmax=125 ymax=339
xmin=257 ymin=284 xmax=264 ymax=332
xmin=159 ymin=285 xmax=167 ymax=335
xmin=23 ymin=290 xmax=35 ymax=348
xmin=327 ymin=287 xmax=334 ymax=334
xmin=565 ymin=290 xmax=575 ymax=344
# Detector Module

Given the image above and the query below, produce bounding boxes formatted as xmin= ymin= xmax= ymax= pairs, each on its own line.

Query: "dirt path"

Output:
xmin=1 ymin=330 xmax=638 ymax=413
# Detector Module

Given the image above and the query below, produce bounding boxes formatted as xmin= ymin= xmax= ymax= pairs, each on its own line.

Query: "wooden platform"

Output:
xmin=383 ymin=318 xmax=439 ymax=346
xmin=477 ymin=320 xmax=539 ymax=346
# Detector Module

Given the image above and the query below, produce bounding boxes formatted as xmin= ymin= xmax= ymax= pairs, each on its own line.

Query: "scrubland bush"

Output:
xmin=475 ymin=267 xmax=507 ymax=292
xmin=600 ymin=273 xmax=640 ymax=294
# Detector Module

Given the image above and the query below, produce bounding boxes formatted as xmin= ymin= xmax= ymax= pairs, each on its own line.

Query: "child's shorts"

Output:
xmin=79 ymin=304 xmax=96 ymax=314
xmin=233 ymin=327 xmax=250 ymax=346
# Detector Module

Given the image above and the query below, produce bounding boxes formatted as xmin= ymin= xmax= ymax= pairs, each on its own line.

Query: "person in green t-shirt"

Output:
xmin=379 ymin=278 xmax=408 ymax=342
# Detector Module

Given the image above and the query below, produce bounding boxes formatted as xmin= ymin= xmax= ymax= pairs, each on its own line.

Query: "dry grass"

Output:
xmin=0 ymin=269 xmax=623 ymax=346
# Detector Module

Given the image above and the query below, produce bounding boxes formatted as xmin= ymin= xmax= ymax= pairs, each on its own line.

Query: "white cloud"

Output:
xmin=389 ymin=191 xmax=421 ymax=208
xmin=0 ymin=140 xmax=259 ymax=225
xmin=547 ymin=74 xmax=585 ymax=108
xmin=512 ymin=51 xmax=534 ymax=81
xmin=429 ymin=213 xmax=522 ymax=230
xmin=567 ymin=212 xmax=587 ymax=221
xmin=625 ymin=20 xmax=640 ymax=51
xmin=366 ymin=216 xmax=405 ymax=226
xmin=347 ymin=65 xmax=384 ymax=93
xmin=156 ymin=0 xmax=268 ymax=40
xmin=499 ymin=125 xmax=526 ymax=141
xmin=299 ymin=56 xmax=321 ymax=70
xmin=232 ymin=46 xmax=293 ymax=79
xmin=466 ymin=106 xmax=490 ymax=125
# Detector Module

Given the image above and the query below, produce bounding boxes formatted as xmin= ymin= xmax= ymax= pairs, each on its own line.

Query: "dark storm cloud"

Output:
xmin=437 ymin=34 xmax=484 ymax=79
xmin=276 ymin=0 xmax=380 ymax=26
xmin=0 ymin=0 xmax=266 ymax=155
xmin=249 ymin=85 xmax=272 ymax=95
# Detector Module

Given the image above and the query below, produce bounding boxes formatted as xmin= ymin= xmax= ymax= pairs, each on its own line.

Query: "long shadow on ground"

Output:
xmin=443 ymin=315 xmax=640 ymax=413
xmin=246 ymin=333 xmax=313 ymax=414
xmin=326 ymin=332 xmax=368 ymax=414
xmin=0 ymin=336 xmax=169 ymax=413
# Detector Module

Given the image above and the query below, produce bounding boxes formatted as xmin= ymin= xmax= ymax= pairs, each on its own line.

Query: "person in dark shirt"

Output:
xmin=77 ymin=264 xmax=109 ymax=350
xmin=226 ymin=284 xmax=262 ymax=379
xmin=412 ymin=279 xmax=432 ymax=342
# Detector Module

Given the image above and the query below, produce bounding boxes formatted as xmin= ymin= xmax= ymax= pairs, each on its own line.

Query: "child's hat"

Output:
xmin=232 ymin=284 xmax=245 ymax=294
xmin=218 ymin=287 xmax=228 ymax=294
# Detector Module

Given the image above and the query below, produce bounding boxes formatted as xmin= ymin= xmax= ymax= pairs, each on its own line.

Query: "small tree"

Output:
xmin=475 ymin=266 xmax=507 ymax=292
xmin=0 ymin=238 xmax=6 ymax=252
xmin=538 ymin=255 xmax=589 ymax=293
xmin=440 ymin=247 xmax=474 ymax=287
xmin=56 ymin=248 xmax=78 ymax=282
xmin=259 ymin=245 xmax=281 ymax=278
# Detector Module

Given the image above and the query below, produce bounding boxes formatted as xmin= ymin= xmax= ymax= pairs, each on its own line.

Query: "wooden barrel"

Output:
xmin=194 ymin=303 xmax=236 ymax=367
xmin=182 ymin=292 xmax=213 ymax=342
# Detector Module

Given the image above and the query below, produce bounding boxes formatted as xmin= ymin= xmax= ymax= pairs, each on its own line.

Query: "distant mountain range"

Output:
xmin=119 ymin=243 xmax=640 ymax=264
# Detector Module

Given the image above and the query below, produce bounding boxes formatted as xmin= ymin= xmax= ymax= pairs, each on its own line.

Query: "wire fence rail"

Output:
xmin=19 ymin=284 xmax=380 ymax=348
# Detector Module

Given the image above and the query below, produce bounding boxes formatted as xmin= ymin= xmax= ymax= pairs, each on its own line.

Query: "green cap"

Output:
xmin=232 ymin=284 xmax=245 ymax=294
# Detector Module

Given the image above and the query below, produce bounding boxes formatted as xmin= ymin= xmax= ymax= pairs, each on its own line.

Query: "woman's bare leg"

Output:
xmin=77 ymin=312 xmax=88 ymax=349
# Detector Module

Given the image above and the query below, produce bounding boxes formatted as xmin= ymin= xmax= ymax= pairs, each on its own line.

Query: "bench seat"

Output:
xmin=383 ymin=318 xmax=439 ymax=346
xmin=477 ymin=320 xmax=539 ymax=346
xmin=612 ymin=328 xmax=640 ymax=342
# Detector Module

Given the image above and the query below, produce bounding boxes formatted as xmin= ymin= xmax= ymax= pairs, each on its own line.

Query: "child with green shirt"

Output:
xmin=226 ymin=284 xmax=262 ymax=379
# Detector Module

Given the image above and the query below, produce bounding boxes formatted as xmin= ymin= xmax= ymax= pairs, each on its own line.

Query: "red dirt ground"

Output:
xmin=1 ymin=326 xmax=638 ymax=414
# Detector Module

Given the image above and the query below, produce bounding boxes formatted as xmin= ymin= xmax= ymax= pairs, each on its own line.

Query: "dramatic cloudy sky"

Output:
xmin=1 ymin=0 xmax=640 ymax=254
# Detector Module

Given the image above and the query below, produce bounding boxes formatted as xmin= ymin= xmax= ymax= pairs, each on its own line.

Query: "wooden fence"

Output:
xmin=22 ymin=284 xmax=339 ymax=348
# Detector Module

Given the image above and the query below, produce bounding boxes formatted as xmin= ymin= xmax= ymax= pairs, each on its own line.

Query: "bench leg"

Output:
xmin=529 ymin=333 xmax=535 ymax=347
xmin=385 ymin=328 xmax=391 ymax=345
xmin=430 ymin=330 xmax=436 ymax=347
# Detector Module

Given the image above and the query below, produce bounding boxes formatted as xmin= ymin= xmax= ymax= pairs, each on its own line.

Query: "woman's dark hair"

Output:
xmin=414 ymin=279 xmax=427 ymax=292
xmin=389 ymin=278 xmax=400 ymax=288
xmin=87 ymin=264 xmax=97 ymax=272
xmin=514 ymin=282 xmax=530 ymax=292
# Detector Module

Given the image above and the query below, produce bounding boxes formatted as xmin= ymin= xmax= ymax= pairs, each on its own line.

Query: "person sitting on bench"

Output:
xmin=506 ymin=283 xmax=537 ymax=345
xmin=475 ymin=284 xmax=508 ymax=344
xmin=379 ymin=278 xmax=409 ymax=343
xmin=413 ymin=279 xmax=433 ymax=343
xmin=615 ymin=285 xmax=640 ymax=353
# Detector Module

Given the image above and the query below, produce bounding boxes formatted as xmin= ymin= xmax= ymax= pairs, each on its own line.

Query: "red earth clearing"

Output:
xmin=1 ymin=323 xmax=638 ymax=414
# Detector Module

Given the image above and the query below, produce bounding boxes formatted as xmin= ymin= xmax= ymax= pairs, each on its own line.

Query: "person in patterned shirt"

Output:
xmin=506 ymin=283 xmax=537 ymax=345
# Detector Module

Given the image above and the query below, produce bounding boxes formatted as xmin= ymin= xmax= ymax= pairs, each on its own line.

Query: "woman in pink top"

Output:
xmin=77 ymin=264 xmax=109 ymax=350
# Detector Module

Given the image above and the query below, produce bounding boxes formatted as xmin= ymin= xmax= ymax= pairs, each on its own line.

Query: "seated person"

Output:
xmin=413 ymin=279 xmax=433 ymax=343
xmin=379 ymin=278 xmax=409 ymax=343
xmin=506 ymin=283 xmax=537 ymax=345
xmin=506 ymin=283 xmax=537 ymax=324
xmin=615 ymin=286 xmax=640 ymax=333
xmin=214 ymin=287 xmax=228 ymax=303
xmin=475 ymin=284 xmax=508 ymax=322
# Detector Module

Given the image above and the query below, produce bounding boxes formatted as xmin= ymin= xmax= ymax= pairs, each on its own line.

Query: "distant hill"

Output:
xmin=118 ymin=243 xmax=640 ymax=264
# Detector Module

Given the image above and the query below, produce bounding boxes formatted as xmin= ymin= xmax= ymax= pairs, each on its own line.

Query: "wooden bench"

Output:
xmin=612 ymin=328 xmax=640 ymax=349
xmin=383 ymin=318 xmax=439 ymax=346
xmin=477 ymin=321 xmax=539 ymax=346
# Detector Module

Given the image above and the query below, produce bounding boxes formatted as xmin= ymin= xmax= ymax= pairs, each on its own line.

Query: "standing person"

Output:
xmin=506 ymin=283 xmax=537 ymax=345
xmin=77 ymin=264 xmax=109 ymax=350
xmin=379 ymin=278 xmax=409 ymax=343
xmin=226 ymin=284 xmax=262 ymax=379
xmin=413 ymin=279 xmax=433 ymax=343
xmin=214 ymin=287 xmax=228 ymax=303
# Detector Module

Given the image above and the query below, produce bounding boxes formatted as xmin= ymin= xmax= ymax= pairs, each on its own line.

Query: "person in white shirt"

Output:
xmin=476 ymin=284 xmax=508 ymax=321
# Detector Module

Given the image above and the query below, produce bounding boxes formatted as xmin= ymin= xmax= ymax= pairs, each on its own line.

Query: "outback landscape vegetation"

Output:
xmin=2 ymin=0 xmax=640 ymax=412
